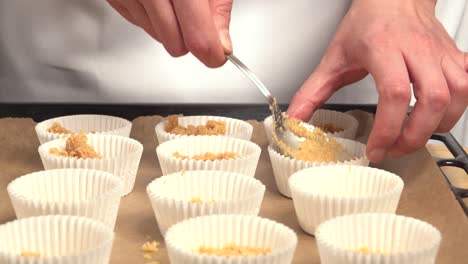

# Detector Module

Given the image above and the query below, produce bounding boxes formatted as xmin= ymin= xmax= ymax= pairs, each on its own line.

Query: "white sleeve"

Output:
xmin=436 ymin=0 xmax=468 ymax=145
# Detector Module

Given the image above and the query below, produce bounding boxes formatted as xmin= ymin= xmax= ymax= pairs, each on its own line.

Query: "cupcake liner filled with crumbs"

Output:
xmin=155 ymin=115 xmax=253 ymax=144
xmin=35 ymin=114 xmax=132 ymax=144
xmin=38 ymin=134 xmax=143 ymax=196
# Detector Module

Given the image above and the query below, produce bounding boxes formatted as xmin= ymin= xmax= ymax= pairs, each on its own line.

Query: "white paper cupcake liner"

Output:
xmin=165 ymin=214 xmax=297 ymax=264
xmin=0 ymin=215 xmax=114 ymax=264
xmin=38 ymin=134 xmax=143 ymax=196
xmin=147 ymin=170 xmax=266 ymax=236
xmin=263 ymin=114 xmax=280 ymax=146
xmin=155 ymin=115 xmax=253 ymax=144
xmin=263 ymin=110 xmax=359 ymax=145
xmin=156 ymin=136 xmax=261 ymax=177
xmin=7 ymin=168 xmax=124 ymax=229
xmin=268 ymin=138 xmax=369 ymax=197
xmin=316 ymin=213 xmax=442 ymax=264
xmin=35 ymin=114 xmax=132 ymax=144
xmin=309 ymin=109 xmax=359 ymax=139
xmin=289 ymin=165 xmax=404 ymax=235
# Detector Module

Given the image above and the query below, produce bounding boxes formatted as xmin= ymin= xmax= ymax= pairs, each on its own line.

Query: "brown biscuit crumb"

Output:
xmin=317 ymin=123 xmax=344 ymax=133
xmin=190 ymin=197 xmax=216 ymax=204
xmin=165 ymin=115 xmax=226 ymax=136
xmin=49 ymin=132 xmax=102 ymax=159
xmin=47 ymin=122 xmax=71 ymax=134
xmin=142 ymin=241 xmax=160 ymax=253
xmin=173 ymin=152 xmax=237 ymax=161
xmin=274 ymin=117 xmax=348 ymax=163
xmin=355 ymin=246 xmax=392 ymax=255
xmin=20 ymin=251 xmax=41 ymax=257
xmin=197 ymin=243 xmax=271 ymax=257
xmin=142 ymin=241 xmax=160 ymax=262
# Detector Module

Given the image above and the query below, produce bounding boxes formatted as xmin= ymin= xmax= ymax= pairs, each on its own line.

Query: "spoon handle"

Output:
xmin=227 ymin=54 xmax=284 ymax=128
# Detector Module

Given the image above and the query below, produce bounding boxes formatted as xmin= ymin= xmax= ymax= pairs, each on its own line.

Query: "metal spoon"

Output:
xmin=226 ymin=54 xmax=308 ymax=151
xmin=227 ymin=53 xmax=352 ymax=161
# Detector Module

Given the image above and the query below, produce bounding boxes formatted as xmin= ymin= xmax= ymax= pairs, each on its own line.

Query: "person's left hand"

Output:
xmin=287 ymin=0 xmax=468 ymax=163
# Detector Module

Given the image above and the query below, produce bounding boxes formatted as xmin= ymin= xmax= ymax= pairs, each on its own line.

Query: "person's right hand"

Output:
xmin=107 ymin=0 xmax=233 ymax=67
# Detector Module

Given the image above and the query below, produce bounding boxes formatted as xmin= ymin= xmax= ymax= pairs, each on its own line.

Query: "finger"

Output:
xmin=107 ymin=0 xmax=136 ymax=25
xmin=116 ymin=0 xmax=160 ymax=41
xmin=389 ymin=57 xmax=450 ymax=157
xmin=210 ymin=0 xmax=233 ymax=54
xmin=437 ymin=55 xmax=468 ymax=132
xmin=287 ymin=49 xmax=367 ymax=121
xmin=140 ymin=0 xmax=188 ymax=57
xmin=364 ymin=52 xmax=411 ymax=163
xmin=172 ymin=0 xmax=226 ymax=67
xmin=465 ymin=52 xmax=468 ymax=72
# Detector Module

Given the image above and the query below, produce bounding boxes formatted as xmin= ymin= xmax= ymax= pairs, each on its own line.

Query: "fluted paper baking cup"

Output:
xmin=35 ymin=114 xmax=132 ymax=144
xmin=0 ymin=215 xmax=114 ymax=264
xmin=156 ymin=136 xmax=261 ymax=176
xmin=7 ymin=168 xmax=123 ymax=229
xmin=289 ymin=165 xmax=403 ymax=235
xmin=268 ymin=138 xmax=369 ymax=197
xmin=155 ymin=115 xmax=253 ymax=144
xmin=263 ymin=110 xmax=358 ymax=145
xmin=147 ymin=170 xmax=266 ymax=235
xmin=309 ymin=109 xmax=359 ymax=139
xmin=316 ymin=213 xmax=441 ymax=264
xmin=263 ymin=114 xmax=280 ymax=146
xmin=38 ymin=134 xmax=143 ymax=196
xmin=165 ymin=214 xmax=297 ymax=264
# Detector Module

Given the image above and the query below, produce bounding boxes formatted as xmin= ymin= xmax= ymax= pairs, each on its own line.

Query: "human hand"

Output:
xmin=287 ymin=0 xmax=468 ymax=162
xmin=107 ymin=0 xmax=233 ymax=67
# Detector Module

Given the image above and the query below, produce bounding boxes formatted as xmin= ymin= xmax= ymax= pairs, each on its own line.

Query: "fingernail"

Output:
xmin=368 ymin=148 xmax=386 ymax=163
xmin=219 ymin=30 xmax=233 ymax=54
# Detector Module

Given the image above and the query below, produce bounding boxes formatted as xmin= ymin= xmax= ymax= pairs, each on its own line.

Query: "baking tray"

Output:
xmin=0 ymin=114 xmax=467 ymax=263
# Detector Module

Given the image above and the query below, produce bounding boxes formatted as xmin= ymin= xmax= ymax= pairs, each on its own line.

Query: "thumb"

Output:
xmin=210 ymin=0 xmax=233 ymax=54
xmin=287 ymin=52 xmax=367 ymax=121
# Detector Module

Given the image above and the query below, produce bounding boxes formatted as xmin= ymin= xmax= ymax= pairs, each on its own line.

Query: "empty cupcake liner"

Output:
xmin=155 ymin=115 xmax=253 ymax=144
xmin=316 ymin=213 xmax=441 ymax=264
xmin=7 ymin=168 xmax=124 ymax=229
xmin=0 ymin=215 xmax=114 ymax=264
xmin=268 ymin=138 xmax=369 ymax=197
xmin=38 ymin=134 xmax=143 ymax=196
xmin=35 ymin=114 xmax=132 ymax=144
xmin=156 ymin=136 xmax=261 ymax=177
xmin=165 ymin=214 xmax=298 ymax=264
xmin=147 ymin=170 xmax=266 ymax=236
xmin=289 ymin=165 xmax=404 ymax=235
xmin=309 ymin=109 xmax=359 ymax=139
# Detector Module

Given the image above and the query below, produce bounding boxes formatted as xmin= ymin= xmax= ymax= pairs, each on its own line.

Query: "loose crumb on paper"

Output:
xmin=142 ymin=241 xmax=161 ymax=263
xmin=142 ymin=241 xmax=160 ymax=253
xmin=165 ymin=115 xmax=226 ymax=136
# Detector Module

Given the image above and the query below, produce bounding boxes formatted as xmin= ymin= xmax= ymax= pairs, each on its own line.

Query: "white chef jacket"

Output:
xmin=0 ymin=0 xmax=466 ymax=144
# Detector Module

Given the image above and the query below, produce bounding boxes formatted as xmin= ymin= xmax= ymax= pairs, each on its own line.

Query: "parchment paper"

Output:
xmin=0 ymin=116 xmax=467 ymax=264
